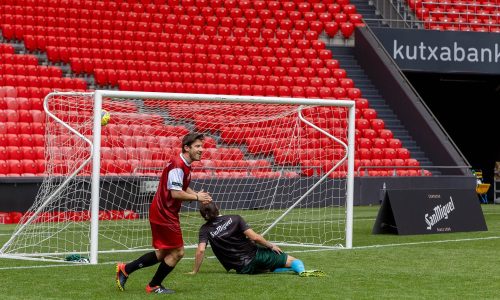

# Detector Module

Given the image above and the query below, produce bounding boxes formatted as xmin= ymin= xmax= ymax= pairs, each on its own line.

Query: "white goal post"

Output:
xmin=0 ymin=90 xmax=355 ymax=264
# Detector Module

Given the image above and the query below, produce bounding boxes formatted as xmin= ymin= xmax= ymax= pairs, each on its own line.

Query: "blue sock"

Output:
xmin=273 ymin=267 xmax=293 ymax=273
xmin=291 ymin=259 xmax=305 ymax=274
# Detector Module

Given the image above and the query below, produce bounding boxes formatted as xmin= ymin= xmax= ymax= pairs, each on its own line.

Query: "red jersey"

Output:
xmin=149 ymin=154 xmax=192 ymax=225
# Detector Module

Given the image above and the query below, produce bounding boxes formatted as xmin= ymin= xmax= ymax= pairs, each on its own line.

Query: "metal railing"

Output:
xmin=357 ymin=165 xmax=472 ymax=177
xmin=373 ymin=0 xmax=500 ymax=30
xmin=132 ymin=165 xmax=298 ymax=178
xmin=133 ymin=164 xmax=473 ymax=178
xmin=372 ymin=0 xmax=417 ymax=28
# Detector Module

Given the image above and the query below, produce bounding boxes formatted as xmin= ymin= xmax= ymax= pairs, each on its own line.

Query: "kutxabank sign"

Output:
xmin=373 ymin=28 xmax=500 ymax=74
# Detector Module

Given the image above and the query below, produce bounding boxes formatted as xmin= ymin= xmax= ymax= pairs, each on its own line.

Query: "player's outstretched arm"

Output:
xmin=189 ymin=242 xmax=207 ymax=275
xmin=244 ymin=229 xmax=283 ymax=254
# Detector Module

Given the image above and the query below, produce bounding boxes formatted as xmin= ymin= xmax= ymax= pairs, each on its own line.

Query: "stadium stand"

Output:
xmin=0 ymin=0 xmax=489 ymax=224
xmin=407 ymin=0 xmax=500 ymax=32
xmin=0 ymin=0 xmax=430 ymax=179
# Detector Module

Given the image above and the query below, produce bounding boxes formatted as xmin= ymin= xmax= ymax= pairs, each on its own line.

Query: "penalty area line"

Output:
xmin=353 ymin=235 xmax=500 ymax=250
xmin=285 ymin=235 xmax=500 ymax=255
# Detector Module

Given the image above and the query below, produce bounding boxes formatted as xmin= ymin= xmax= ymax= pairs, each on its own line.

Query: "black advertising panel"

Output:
xmin=372 ymin=28 xmax=500 ymax=74
xmin=373 ymin=189 xmax=487 ymax=235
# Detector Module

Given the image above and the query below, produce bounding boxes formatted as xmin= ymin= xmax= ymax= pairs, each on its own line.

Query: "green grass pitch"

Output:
xmin=0 ymin=205 xmax=499 ymax=299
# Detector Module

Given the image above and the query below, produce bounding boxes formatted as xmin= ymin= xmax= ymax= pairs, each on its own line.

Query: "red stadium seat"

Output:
xmin=383 ymin=148 xmax=397 ymax=160
xmin=405 ymin=158 xmax=421 ymax=169
xmin=362 ymin=109 xmax=377 ymax=120
xmin=387 ymin=139 xmax=402 ymax=149
xmin=21 ymin=159 xmax=38 ymax=175
xmin=371 ymin=148 xmax=384 ymax=160
xmin=20 ymin=134 xmax=35 ymax=147
xmin=358 ymin=148 xmax=372 ymax=160
xmin=358 ymin=138 xmax=372 ymax=149
xmin=324 ymin=22 xmax=339 ymax=37
xmin=372 ymin=138 xmax=387 ymax=149
xmin=8 ymin=160 xmax=23 ymax=175
xmin=347 ymin=88 xmax=362 ymax=99
xmin=378 ymin=129 xmax=394 ymax=139
xmin=4 ymin=122 xmax=18 ymax=134
xmin=356 ymin=119 xmax=371 ymax=130
xmin=6 ymin=134 xmax=21 ymax=147
xmin=362 ymin=129 xmax=377 ymax=139
xmin=0 ymin=160 xmax=9 ymax=174
xmin=396 ymin=148 xmax=411 ymax=159
xmin=340 ymin=22 xmax=355 ymax=38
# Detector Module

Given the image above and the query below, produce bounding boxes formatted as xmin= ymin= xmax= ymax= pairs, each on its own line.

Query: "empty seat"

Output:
xmin=21 ymin=159 xmax=38 ymax=175
xmin=8 ymin=160 xmax=23 ymax=175
xmin=396 ymin=148 xmax=411 ymax=159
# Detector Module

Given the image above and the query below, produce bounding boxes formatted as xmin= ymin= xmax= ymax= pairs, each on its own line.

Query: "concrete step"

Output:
xmin=401 ymin=140 xmax=418 ymax=147
xmin=345 ymin=69 xmax=365 ymax=76
xmin=330 ymin=47 xmax=356 ymax=55
xmin=362 ymin=93 xmax=383 ymax=98
xmin=366 ymin=99 xmax=386 ymax=105
xmin=353 ymin=83 xmax=375 ymax=90
xmin=349 ymin=74 xmax=370 ymax=79
xmin=384 ymin=119 xmax=404 ymax=128
xmin=356 ymin=85 xmax=377 ymax=91
xmin=356 ymin=8 xmax=378 ymax=15
xmin=375 ymin=110 xmax=398 ymax=118
xmin=337 ymin=60 xmax=360 ymax=67
xmin=350 ymin=4 xmax=373 ymax=9
xmin=357 ymin=88 xmax=379 ymax=94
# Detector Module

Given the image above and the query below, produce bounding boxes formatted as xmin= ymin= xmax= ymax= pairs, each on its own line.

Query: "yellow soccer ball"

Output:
xmin=101 ymin=110 xmax=110 ymax=126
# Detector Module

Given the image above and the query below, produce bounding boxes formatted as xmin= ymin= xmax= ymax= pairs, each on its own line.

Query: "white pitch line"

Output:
xmin=285 ymin=235 xmax=500 ymax=255
xmin=352 ymin=235 xmax=500 ymax=250
xmin=1 ymin=236 xmax=499 ymax=271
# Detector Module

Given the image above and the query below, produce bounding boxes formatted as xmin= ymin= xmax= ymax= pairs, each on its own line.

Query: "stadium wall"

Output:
xmin=0 ymin=176 xmax=477 ymax=212
xmin=0 ymin=178 xmax=42 ymax=212
xmin=355 ymin=175 xmax=477 ymax=205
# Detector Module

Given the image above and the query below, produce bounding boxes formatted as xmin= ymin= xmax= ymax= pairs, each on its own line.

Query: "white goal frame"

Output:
xmin=1 ymin=90 xmax=355 ymax=264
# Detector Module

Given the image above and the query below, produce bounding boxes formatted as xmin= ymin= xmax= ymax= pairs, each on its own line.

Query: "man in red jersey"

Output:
xmin=116 ymin=133 xmax=212 ymax=294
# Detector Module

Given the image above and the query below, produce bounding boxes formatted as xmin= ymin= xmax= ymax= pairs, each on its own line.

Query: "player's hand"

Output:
xmin=197 ymin=190 xmax=212 ymax=204
xmin=270 ymin=244 xmax=283 ymax=254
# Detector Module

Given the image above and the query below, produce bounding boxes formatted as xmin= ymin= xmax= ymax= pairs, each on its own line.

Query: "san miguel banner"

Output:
xmin=373 ymin=188 xmax=487 ymax=235
xmin=372 ymin=28 xmax=500 ymax=74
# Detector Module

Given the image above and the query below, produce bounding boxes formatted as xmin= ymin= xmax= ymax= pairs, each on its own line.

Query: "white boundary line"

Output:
xmin=1 ymin=235 xmax=499 ymax=271
xmin=286 ymin=235 xmax=500 ymax=254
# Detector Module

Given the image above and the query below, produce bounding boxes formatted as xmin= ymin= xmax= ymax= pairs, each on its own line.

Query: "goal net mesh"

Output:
xmin=0 ymin=92 xmax=352 ymax=262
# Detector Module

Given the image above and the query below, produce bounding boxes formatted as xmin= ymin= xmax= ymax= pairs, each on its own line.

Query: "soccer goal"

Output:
xmin=0 ymin=91 xmax=355 ymax=264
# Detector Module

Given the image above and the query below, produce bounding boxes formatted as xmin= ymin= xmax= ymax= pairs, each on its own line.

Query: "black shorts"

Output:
xmin=238 ymin=247 xmax=288 ymax=274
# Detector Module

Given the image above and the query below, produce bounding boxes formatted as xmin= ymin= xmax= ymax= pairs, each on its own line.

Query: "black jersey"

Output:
xmin=199 ymin=215 xmax=257 ymax=272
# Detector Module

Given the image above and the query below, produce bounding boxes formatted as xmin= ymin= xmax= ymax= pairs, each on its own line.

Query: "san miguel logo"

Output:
xmin=424 ymin=196 xmax=456 ymax=230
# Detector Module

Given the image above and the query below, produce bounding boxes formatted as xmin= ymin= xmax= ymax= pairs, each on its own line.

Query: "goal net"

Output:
xmin=0 ymin=91 xmax=355 ymax=264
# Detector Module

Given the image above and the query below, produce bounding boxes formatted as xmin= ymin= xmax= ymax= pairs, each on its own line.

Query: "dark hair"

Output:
xmin=200 ymin=202 xmax=219 ymax=222
xmin=182 ymin=133 xmax=204 ymax=153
